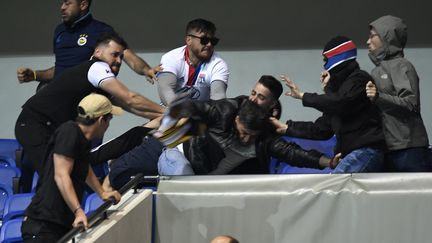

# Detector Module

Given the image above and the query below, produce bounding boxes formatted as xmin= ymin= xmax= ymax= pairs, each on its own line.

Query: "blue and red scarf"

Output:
xmin=323 ymin=40 xmax=357 ymax=71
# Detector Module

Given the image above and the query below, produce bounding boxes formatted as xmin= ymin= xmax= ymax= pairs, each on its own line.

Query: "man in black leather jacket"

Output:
xmin=171 ymin=97 xmax=334 ymax=174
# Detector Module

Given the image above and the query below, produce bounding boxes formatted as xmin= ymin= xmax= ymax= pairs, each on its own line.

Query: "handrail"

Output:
xmin=58 ymin=173 xmax=158 ymax=243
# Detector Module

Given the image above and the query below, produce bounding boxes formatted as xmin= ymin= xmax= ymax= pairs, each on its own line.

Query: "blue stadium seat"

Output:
xmin=0 ymin=155 xmax=16 ymax=168
xmin=0 ymin=217 xmax=23 ymax=243
xmin=84 ymin=193 xmax=104 ymax=215
xmin=0 ymin=167 xmax=21 ymax=191
xmin=270 ymin=135 xmax=336 ymax=174
xmin=2 ymin=193 xmax=34 ymax=222
xmin=0 ymin=184 xmax=13 ymax=221
xmin=0 ymin=139 xmax=22 ymax=162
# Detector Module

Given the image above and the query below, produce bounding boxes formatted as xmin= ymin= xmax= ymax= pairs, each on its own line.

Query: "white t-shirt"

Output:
xmin=87 ymin=61 xmax=116 ymax=87
xmin=160 ymin=46 xmax=229 ymax=101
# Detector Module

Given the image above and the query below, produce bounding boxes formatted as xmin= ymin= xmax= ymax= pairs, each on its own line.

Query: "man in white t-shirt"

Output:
xmin=157 ymin=18 xmax=229 ymax=105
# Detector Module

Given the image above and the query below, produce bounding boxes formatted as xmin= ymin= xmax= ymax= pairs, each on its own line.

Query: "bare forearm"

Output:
xmin=123 ymin=49 xmax=151 ymax=75
xmin=127 ymin=93 xmax=165 ymax=118
xmin=55 ymin=173 xmax=81 ymax=213
xmin=86 ymin=166 xmax=104 ymax=196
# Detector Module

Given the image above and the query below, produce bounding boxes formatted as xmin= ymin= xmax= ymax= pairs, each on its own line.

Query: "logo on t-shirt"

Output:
xmin=77 ymin=34 xmax=88 ymax=46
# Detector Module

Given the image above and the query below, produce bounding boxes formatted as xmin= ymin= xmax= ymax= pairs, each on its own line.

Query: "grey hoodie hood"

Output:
xmin=369 ymin=15 xmax=407 ymax=65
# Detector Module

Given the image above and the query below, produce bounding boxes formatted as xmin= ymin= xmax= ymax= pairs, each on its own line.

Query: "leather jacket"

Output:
xmin=173 ymin=96 xmax=324 ymax=174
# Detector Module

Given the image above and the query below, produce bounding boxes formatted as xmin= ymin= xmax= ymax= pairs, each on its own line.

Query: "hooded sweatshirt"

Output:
xmin=369 ymin=15 xmax=429 ymax=150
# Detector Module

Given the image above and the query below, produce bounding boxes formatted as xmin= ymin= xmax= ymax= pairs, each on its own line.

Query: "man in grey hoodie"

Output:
xmin=365 ymin=15 xmax=430 ymax=172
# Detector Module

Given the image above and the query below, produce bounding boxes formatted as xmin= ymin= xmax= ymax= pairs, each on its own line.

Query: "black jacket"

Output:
xmin=285 ymin=61 xmax=386 ymax=156
xmin=175 ymin=96 xmax=324 ymax=174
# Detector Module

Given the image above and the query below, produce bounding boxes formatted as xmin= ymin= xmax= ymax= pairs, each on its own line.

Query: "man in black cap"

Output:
xmin=272 ymin=36 xmax=386 ymax=173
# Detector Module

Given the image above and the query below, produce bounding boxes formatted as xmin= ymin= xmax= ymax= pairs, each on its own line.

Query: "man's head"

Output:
xmin=76 ymin=93 xmax=123 ymax=138
xmin=249 ymin=75 xmax=282 ymax=110
xmin=322 ymin=36 xmax=357 ymax=72
xmin=93 ymin=32 xmax=129 ymax=75
xmin=60 ymin=0 xmax=91 ymax=25
xmin=235 ymin=100 xmax=270 ymax=145
xmin=185 ymin=19 xmax=219 ymax=62
xmin=367 ymin=27 xmax=384 ymax=52
xmin=367 ymin=15 xmax=407 ymax=59
xmin=210 ymin=235 xmax=239 ymax=243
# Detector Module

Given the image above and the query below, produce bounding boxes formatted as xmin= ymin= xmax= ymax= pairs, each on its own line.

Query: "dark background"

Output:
xmin=3 ymin=0 xmax=431 ymax=55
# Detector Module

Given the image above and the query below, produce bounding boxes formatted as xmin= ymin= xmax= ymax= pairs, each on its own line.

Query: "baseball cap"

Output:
xmin=77 ymin=93 xmax=123 ymax=119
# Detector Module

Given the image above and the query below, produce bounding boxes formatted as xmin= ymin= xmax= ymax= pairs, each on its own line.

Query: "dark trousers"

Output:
xmin=386 ymin=147 xmax=432 ymax=172
xmin=21 ymin=217 xmax=69 ymax=243
xmin=15 ymin=109 xmax=54 ymax=192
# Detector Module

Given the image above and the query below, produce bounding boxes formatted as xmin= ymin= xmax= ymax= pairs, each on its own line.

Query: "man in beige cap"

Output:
xmin=21 ymin=93 xmax=122 ymax=242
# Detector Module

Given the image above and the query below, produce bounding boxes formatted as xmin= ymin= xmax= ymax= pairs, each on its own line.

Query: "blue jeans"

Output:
xmin=386 ymin=147 xmax=431 ymax=172
xmin=332 ymin=148 xmax=384 ymax=173
xmin=108 ymin=136 xmax=163 ymax=190
xmin=158 ymin=147 xmax=195 ymax=175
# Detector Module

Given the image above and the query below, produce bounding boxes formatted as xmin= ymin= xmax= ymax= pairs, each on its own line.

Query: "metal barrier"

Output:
xmin=58 ymin=174 xmax=159 ymax=243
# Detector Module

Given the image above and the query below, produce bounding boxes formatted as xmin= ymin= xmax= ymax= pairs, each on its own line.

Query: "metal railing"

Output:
xmin=58 ymin=174 xmax=159 ymax=243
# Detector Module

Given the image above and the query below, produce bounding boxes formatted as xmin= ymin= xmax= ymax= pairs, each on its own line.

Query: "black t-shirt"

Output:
xmin=25 ymin=121 xmax=91 ymax=229
xmin=22 ymin=59 xmax=110 ymax=127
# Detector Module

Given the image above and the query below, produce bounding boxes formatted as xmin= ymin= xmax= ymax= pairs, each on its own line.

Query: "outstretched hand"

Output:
xmin=145 ymin=64 xmax=164 ymax=84
xmin=280 ymin=75 xmax=304 ymax=99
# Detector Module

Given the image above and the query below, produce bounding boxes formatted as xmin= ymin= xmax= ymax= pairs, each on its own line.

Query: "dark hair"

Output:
xmin=258 ymin=75 xmax=283 ymax=100
xmin=95 ymin=32 xmax=129 ymax=50
xmin=238 ymin=100 xmax=271 ymax=132
xmin=186 ymin=18 xmax=216 ymax=36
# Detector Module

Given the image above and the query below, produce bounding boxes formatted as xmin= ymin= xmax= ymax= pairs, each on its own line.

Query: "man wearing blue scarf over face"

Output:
xmin=271 ymin=36 xmax=387 ymax=173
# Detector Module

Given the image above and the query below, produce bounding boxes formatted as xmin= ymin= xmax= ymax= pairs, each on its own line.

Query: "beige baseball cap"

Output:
xmin=77 ymin=93 xmax=123 ymax=119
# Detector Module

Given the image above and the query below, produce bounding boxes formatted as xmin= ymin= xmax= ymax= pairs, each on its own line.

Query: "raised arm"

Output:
xmin=17 ymin=66 xmax=55 ymax=84
xmin=123 ymin=49 xmax=162 ymax=84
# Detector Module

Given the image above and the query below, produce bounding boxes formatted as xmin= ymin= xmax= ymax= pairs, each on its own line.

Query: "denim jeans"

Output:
xmin=108 ymin=136 xmax=163 ymax=190
xmin=332 ymin=147 xmax=384 ymax=173
xmin=158 ymin=147 xmax=195 ymax=175
xmin=386 ymin=147 xmax=431 ymax=172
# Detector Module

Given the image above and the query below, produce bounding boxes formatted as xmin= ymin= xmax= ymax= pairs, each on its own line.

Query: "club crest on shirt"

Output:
xmin=381 ymin=73 xmax=388 ymax=79
xmin=198 ymin=73 xmax=206 ymax=83
xmin=77 ymin=34 xmax=88 ymax=46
